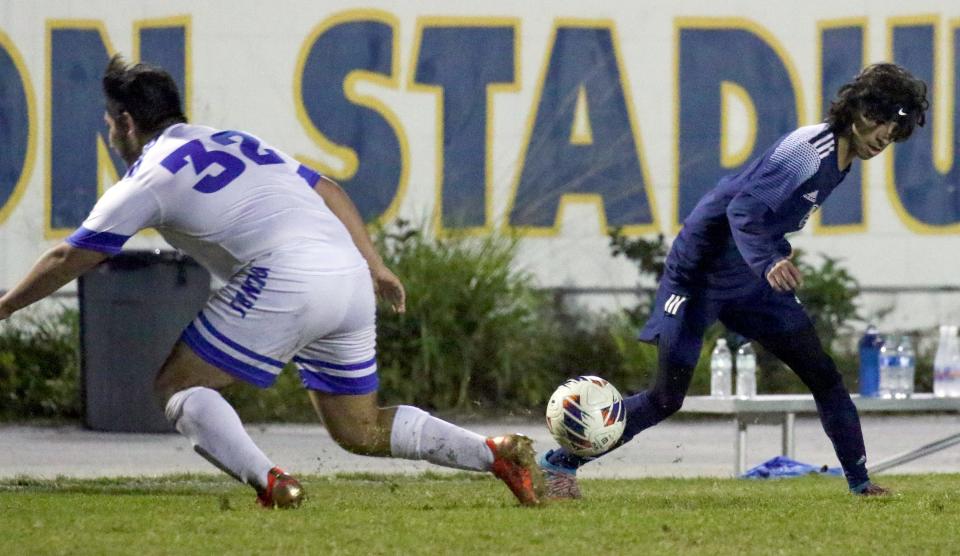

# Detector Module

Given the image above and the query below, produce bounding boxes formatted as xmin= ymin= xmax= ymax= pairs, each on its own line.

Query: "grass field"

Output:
xmin=3 ymin=473 xmax=959 ymax=555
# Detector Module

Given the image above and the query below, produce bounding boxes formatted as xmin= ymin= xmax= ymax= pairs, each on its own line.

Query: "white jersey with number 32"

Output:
xmin=67 ymin=123 xmax=365 ymax=280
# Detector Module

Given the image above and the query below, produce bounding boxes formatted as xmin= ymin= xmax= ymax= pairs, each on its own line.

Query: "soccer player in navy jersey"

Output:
xmin=540 ymin=63 xmax=929 ymax=498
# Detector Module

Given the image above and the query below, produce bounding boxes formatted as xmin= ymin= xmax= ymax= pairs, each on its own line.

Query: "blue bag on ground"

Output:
xmin=741 ymin=456 xmax=843 ymax=479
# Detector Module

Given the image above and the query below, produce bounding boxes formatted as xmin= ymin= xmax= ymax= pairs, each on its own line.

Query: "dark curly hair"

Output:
xmin=102 ymin=54 xmax=186 ymax=135
xmin=826 ymin=62 xmax=929 ymax=142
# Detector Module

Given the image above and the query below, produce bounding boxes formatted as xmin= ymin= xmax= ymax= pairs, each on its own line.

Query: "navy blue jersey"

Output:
xmin=663 ymin=123 xmax=849 ymax=299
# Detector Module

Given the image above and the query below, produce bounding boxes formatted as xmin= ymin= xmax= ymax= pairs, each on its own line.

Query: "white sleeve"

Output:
xmin=65 ymin=181 xmax=162 ymax=254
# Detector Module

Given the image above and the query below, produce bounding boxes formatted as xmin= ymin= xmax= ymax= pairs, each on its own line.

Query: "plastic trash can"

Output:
xmin=79 ymin=250 xmax=210 ymax=432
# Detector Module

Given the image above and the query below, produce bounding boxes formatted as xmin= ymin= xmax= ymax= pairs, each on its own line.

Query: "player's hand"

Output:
xmin=370 ymin=264 xmax=406 ymax=313
xmin=766 ymin=259 xmax=803 ymax=292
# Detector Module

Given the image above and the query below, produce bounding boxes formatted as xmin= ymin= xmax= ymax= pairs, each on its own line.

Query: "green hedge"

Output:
xmin=373 ymin=221 xmax=568 ymax=413
xmin=0 ymin=306 xmax=81 ymax=420
xmin=0 ymin=225 xmax=903 ymax=422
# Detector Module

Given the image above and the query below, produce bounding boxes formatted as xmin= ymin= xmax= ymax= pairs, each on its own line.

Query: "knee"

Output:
xmin=651 ymin=390 xmax=685 ymax=418
xmin=152 ymin=342 xmax=231 ymax=407
xmin=329 ymin=425 xmax=382 ymax=456
xmin=153 ymin=344 xmax=190 ymax=403
xmin=153 ymin=366 xmax=178 ymax=408
xmin=327 ymin=411 xmax=392 ymax=456
xmin=810 ymin=373 xmax=846 ymax=399
xmin=798 ymin=357 xmax=844 ymax=396
xmin=154 ymin=360 xmax=196 ymax=408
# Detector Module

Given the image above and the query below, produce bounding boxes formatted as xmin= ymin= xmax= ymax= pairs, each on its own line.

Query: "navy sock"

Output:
xmin=813 ymin=383 xmax=869 ymax=489
xmin=544 ymin=448 xmax=592 ymax=470
xmin=621 ymin=390 xmax=672 ymax=441
xmin=545 ymin=390 xmax=671 ymax=471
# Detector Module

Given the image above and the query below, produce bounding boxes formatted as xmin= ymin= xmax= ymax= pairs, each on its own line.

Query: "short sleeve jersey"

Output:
xmin=67 ymin=124 xmax=365 ymax=280
xmin=663 ymin=123 xmax=850 ymax=298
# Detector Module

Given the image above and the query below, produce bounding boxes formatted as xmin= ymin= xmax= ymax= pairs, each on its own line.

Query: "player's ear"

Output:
xmin=121 ymin=111 xmax=138 ymax=138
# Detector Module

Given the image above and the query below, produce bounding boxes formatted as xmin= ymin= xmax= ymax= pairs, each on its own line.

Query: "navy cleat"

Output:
xmin=256 ymin=466 xmax=305 ymax=509
xmin=851 ymin=481 xmax=892 ymax=497
xmin=538 ymin=451 xmax=582 ymax=500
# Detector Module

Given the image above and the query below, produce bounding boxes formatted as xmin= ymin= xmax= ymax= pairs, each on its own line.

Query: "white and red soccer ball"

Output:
xmin=545 ymin=375 xmax=626 ymax=457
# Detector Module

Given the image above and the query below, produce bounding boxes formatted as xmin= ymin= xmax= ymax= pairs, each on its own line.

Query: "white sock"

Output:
xmin=165 ymin=387 xmax=275 ymax=490
xmin=389 ymin=405 xmax=494 ymax=471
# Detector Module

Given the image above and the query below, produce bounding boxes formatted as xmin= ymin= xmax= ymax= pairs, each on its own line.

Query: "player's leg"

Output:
xmin=753 ymin=327 xmax=882 ymax=494
xmin=722 ymin=290 xmax=884 ymax=495
xmin=302 ymin=375 xmax=543 ymax=505
xmin=155 ymin=341 xmax=302 ymax=508
xmin=307 ymin=390 xmax=483 ymax=468
xmin=156 ymin=262 xmax=319 ymax=508
xmin=296 ymin=269 xmax=544 ymax=506
xmin=540 ymin=287 xmax=715 ymax=497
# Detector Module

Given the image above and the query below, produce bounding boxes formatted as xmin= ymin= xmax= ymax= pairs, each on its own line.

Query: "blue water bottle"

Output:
xmin=858 ymin=324 xmax=882 ymax=397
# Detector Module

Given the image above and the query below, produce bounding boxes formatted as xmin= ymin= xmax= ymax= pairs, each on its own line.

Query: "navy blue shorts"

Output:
xmin=638 ymin=280 xmax=813 ymax=369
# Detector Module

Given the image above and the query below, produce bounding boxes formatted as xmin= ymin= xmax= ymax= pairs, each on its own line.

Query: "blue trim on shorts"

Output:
xmin=292 ymin=355 xmax=376 ymax=371
xmin=181 ymin=323 xmax=278 ymax=388
xmin=298 ymin=368 xmax=379 ymax=394
xmin=197 ymin=313 xmax=284 ymax=369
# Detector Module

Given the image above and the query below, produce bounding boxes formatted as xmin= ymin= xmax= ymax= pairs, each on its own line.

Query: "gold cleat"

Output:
xmin=256 ymin=466 xmax=305 ymax=509
xmin=485 ymin=434 xmax=546 ymax=507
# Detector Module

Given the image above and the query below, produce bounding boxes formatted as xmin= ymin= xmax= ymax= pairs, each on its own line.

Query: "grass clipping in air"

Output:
xmin=2 ymin=473 xmax=958 ymax=554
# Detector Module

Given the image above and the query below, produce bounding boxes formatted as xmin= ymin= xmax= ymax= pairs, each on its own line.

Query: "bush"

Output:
xmin=374 ymin=220 xmax=563 ymax=413
xmin=0 ymin=222 xmax=585 ymax=421
xmin=0 ymin=305 xmax=81 ymax=420
xmin=0 ymin=224 xmax=892 ymax=422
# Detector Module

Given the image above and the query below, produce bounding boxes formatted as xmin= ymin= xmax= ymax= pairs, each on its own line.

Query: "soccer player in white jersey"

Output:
xmin=0 ymin=55 xmax=545 ymax=507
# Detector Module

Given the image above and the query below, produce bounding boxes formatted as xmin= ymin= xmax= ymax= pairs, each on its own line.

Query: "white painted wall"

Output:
xmin=1 ymin=1 xmax=958 ymax=331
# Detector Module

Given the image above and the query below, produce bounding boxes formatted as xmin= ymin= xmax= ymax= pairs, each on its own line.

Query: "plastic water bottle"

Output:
xmin=858 ymin=324 xmax=882 ymax=397
xmin=735 ymin=342 xmax=757 ymax=398
xmin=877 ymin=338 xmax=899 ymax=399
xmin=895 ymin=335 xmax=915 ymax=399
xmin=934 ymin=325 xmax=960 ymax=397
xmin=710 ymin=338 xmax=733 ymax=397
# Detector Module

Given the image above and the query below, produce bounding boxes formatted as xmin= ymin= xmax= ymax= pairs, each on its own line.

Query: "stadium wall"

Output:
xmin=1 ymin=1 xmax=959 ymax=329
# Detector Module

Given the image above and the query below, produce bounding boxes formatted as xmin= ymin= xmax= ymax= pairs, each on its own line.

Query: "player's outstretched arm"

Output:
xmin=0 ymin=243 xmax=108 ymax=321
xmin=314 ymin=176 xmax=406 ymax=313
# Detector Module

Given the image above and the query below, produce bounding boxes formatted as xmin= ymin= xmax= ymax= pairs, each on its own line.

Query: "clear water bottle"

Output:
xmin=934 ymin=325 xmax=960 ymax=397
xmin=735 ymin=342 xmax=757 ymax=398
xmin=858 ymin=324 xmax=882 ymax=397
xmin=710 ymin=338 xmax=733 ymax=397
xmin=877 ymin=338 xmax=899 ymax=399
xmin=895 ymin=335 xmax=915 ymax=399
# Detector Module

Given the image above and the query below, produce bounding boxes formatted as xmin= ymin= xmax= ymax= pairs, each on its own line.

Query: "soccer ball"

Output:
xmin=545 ymin=375 xmax=626 ymax=457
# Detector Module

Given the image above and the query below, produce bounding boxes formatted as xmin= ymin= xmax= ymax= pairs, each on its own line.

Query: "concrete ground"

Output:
xmin=3 ymin=415 xmax=960 ymax=480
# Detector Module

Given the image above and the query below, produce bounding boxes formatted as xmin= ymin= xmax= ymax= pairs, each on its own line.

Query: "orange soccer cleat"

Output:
xmin=485 ymin=434 xmax=546 ymax=507
xmin=256 ymin=466 xmax=305 ymax=509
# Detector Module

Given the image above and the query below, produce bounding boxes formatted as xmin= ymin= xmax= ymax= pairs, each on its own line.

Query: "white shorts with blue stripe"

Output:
xmin=181 ymin=258 xmax=378 ymax=395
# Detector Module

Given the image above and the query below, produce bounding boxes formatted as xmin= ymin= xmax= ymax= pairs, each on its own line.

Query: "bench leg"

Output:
xmin=782 ymin=412 xmax=796 ymax=458
xmin=736 ymin=418 xmax=748 ymax=476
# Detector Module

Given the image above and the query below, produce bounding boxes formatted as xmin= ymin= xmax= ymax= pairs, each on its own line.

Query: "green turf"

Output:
xmin=2 ymin=473 xmax=959 ymax=555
